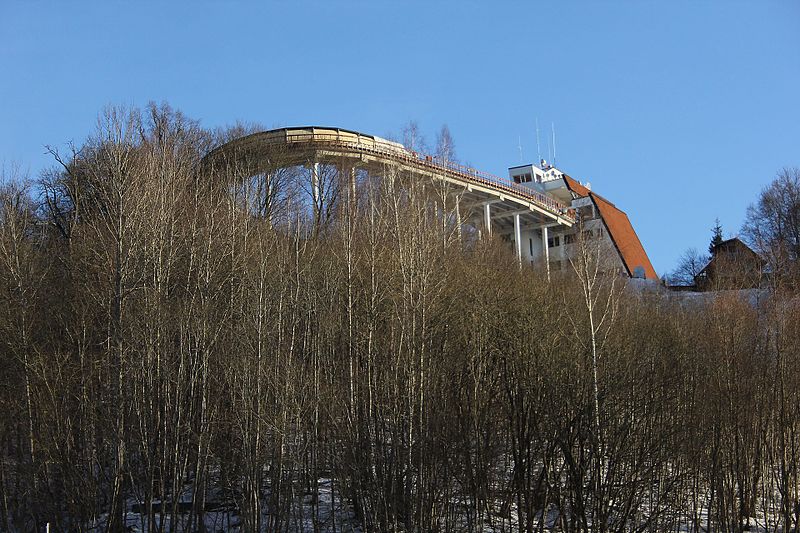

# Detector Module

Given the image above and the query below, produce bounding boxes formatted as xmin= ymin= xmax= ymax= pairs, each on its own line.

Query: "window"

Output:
xmin=529 ymin=238 xmax=533 ymax=256
xmin=548 ymin=235 xmax=561 ymax=248
xmin=564 ymin=234 xmax=575 ymax=245
xmin=582 ymin=229 xmax=603 ymax=240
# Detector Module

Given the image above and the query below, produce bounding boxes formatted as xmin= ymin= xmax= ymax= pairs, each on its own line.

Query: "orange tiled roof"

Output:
xmin=563 ymin=173 xmax=657 ymax=279
xmin=563 ymin=174 xmax=591 ymax=197
xmin=592 ymin=194 xmax=658 ymax=280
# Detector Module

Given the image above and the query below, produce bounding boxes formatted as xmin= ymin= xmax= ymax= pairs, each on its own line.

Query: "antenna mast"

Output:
xmin=552 ymin=122 xmax=557 ymax=167
xmin=535 ymin=118 xmax=542 ymax=166
xmin=518 ymin=135 xmax=523 ymax=163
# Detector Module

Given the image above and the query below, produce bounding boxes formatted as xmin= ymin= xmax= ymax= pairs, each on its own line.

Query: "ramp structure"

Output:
xmin=204 ymin=126 xmax=656 ymax=279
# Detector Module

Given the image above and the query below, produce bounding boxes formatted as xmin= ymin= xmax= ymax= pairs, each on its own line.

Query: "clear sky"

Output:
xmin=2 ymin=1 xmax=798 ymax=275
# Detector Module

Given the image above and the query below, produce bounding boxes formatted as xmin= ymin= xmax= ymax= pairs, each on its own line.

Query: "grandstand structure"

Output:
xmin=204 ymin=126 xmax=657 ymax=280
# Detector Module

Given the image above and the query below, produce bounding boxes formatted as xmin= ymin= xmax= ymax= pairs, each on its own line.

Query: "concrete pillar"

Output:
xmin=337 ymin=163 xmax=357 ymax=208
xmin=484 ymin=203 xmax=492 ymax=235
xmin=542 ymin=225 xmax=551 ymax=280
xmin=348 ymin=165 xmax=357 ymax=202
xmin=266 ymin=177 xmax=274 ymax=226
xmin=455 ymin=196 xmax=463 ymax=244
xmin=310 ymin=162 xmax=321 ymax=213
xmin=514 ymin=213 xmax=522 ymax=262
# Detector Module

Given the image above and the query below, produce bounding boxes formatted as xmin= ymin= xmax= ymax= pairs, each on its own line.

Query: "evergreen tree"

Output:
xmin=709 ymin=218 xmax=724 ymax=255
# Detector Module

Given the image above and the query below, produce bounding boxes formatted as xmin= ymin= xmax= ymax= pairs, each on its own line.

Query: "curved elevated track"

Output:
xmin=203 ymin=126 xmax=575 ymax=231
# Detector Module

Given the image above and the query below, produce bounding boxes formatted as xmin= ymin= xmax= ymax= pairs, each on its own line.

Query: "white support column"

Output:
xmin=484 ymin=202 xmax=492 ymax=235
xmin=311 ymin=162 xmax=321 ymax=213
xmin=514 ymin=213 xmax=522 ymax=263
xmin=542 ymin=225 xmax=551 ymax=280
xmin=266 ymin=176 xmax=275 ymax=226
xmin=349 ymin=165 xmax=357 ymax=202
xmin=455 ymin=196 xmax=463 ymax=245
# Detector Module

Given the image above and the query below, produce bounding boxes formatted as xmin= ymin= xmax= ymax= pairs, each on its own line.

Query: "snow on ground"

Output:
xmin=86 ymin=477 xmax=359 ymax=533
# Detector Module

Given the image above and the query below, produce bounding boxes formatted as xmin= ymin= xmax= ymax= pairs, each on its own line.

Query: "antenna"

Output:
xmin=551 ymin=122 xmax=557 ymax=167
xmin=535 ymin=118 xmax=542 ymax=166
xmin=518 ymin=135 xmax=523 ymax=163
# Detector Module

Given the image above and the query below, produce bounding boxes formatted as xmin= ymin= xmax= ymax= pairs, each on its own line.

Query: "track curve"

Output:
xmin=203 ymin=126 xmax=575 ymax=225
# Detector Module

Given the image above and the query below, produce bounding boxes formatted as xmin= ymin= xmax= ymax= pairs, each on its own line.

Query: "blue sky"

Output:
xmin=2 ymin=1 xmax=798 ymax=275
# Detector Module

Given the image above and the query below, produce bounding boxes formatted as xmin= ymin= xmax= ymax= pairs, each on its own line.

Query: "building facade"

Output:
xmin=500 ymin=160 xmax=657 ymax=279
xmin=694 ymin=237 xmax=765 ymax=290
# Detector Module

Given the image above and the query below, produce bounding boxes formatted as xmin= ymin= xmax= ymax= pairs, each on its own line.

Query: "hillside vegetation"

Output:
xmin=1 ymin=105 xmax=799 ymax=532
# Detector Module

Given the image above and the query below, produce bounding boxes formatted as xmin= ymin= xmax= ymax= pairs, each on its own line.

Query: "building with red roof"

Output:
xmin=506 ymin=161 xmax=657 ymax=280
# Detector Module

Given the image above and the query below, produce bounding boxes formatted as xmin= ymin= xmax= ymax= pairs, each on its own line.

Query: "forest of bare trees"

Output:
xmin=1 ymin=104 xmax=799 ymax=532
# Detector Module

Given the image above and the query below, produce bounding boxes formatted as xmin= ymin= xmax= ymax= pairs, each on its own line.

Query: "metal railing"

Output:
xmin=276 ymin=130 xmax=575 ymax=222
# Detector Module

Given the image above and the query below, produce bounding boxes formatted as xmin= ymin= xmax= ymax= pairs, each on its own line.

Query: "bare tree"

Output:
xmin=564 ymin=224 xmax=624 ymax=532
xmin=7 ymin=102 xmax=800 ymax=532
xmin=435 ymin=124 xmax=457 ymax=163
xmin=669 ymin=247 xmax=708 ymax=287
xmin=401 ymin=120 xmax=428 ymax=154
xmin=742 ymin=167 xmax=800 ymax=282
